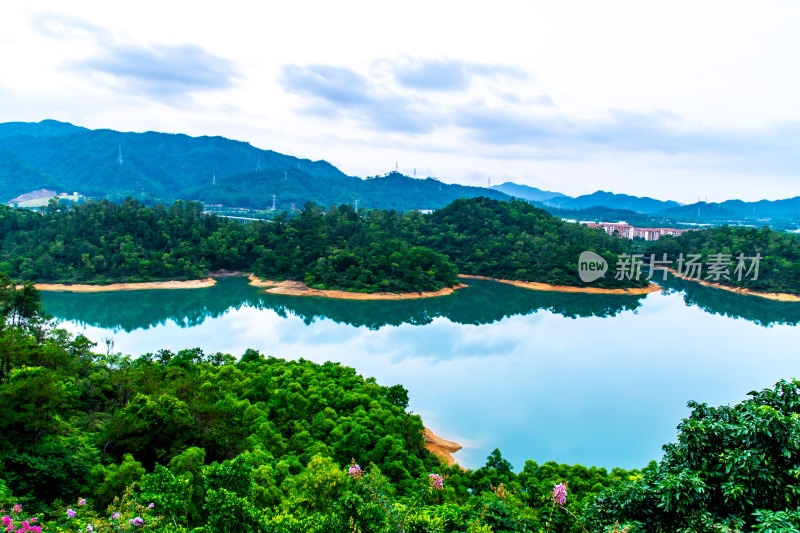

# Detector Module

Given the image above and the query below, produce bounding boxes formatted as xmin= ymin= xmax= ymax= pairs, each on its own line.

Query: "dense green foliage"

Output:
xmin=0 ymin=199 xmax=458 ymax=293
xmin=413 ymin=198 xmax=647 ymax=289
xmin=0 ymin=196 xmax=648 ymax=291
xmin=585 ymin=379 xmax=800 ymax=532
xmin=645 ymin=225 xmax=800 ymax=295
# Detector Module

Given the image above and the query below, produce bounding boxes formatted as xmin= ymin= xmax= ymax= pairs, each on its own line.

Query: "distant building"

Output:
xmin=581 ymin=221 xmax=694 ymax=240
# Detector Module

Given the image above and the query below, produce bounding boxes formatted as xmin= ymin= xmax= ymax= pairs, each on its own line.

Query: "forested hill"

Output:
xmin=0 ymin=197 xmax=645 ymax=291
xmin=0 ymin=120 xmax=509 ymax=210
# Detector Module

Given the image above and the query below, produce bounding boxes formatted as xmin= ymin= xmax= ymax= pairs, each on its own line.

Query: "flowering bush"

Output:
xmin=1 ymin=489 xmax=164 ymax=532
xmin=347 ymin=459 xmax=446 ymax=533
xmin=0 ymin=504 xmax=42 ymax=533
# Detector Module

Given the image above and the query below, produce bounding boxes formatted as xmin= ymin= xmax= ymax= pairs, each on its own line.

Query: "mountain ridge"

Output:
xmin=0 ymin=120 xmax=797 ymax=226
xmin=0 ymin=120 xmax=510 ymax=210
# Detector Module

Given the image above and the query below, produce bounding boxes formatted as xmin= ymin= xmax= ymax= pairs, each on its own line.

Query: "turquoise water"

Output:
xmin=41 ymin=276 xmax=800 ymax=471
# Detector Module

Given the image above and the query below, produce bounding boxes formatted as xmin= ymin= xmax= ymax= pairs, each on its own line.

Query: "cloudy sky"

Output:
xmin=2 ymin=1 xmax=799 ymax=203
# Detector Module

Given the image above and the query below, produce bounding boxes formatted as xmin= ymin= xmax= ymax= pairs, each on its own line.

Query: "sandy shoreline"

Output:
xmin=30 ymin=272 xmax=663 ymax=297
xmin=30 ymin=278 xmax=217 ymax=292
xmin=249 ymin=275 xmax=468 ymax=300
xmin=458 ymin=274 xmax=661 ymax=295
xmin=665 ymin=268 xmax=800 ymax=302
xmin=424 ymin=427 xmax=463 ymax=468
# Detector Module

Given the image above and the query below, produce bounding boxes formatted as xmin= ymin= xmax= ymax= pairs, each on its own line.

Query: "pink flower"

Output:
xmin=552 ymin=483 xmax=568 ymax=506
xmin=147 ymin=503 xmax=154 ymax=509
xmin=111 ymin=513 xmax=120 ymax=520
xmin=348 ymin=462 xmax=363 ymax=478
xmin=67 ymin=509 xmax=76 ymax=519
xmin=78 ymin=498 xmax=86 ymax=506
xmin=11 ymin=506 xmax=21 ymax=514
xmin=428 ymin=473 xmax=445 ymax=490
xmin=1 ymin=516 xmax=11 ymax=527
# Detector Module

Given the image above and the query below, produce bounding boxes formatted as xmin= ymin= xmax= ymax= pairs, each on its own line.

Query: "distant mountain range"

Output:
xmin=491 ymin=182 xmax=681 ymax=213
xmin=0 ymin=120 xmax=797 ymax=227
xmin=490 ymin=181 xmax=799 ymax=228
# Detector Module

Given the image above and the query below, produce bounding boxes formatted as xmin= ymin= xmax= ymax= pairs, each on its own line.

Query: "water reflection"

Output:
xmin=41 ymin=277 xmax=646 ymax=332
xmin=655 ymin=274 xmax=800 ymax=327
xmin=39 ymin=276 xmax=800 ymax=471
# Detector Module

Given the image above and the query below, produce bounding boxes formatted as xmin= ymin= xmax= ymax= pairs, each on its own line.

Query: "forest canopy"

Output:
xmin=0 ymin=197 xmax=647 ymax=292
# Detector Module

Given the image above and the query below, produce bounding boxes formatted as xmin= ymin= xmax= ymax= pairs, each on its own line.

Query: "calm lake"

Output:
xmin=41 ymin=275 xmax=800 ymax=471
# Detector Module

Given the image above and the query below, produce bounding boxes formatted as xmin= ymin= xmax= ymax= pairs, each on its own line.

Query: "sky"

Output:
xmin=1 ymin=1 xmax=799 ymax=203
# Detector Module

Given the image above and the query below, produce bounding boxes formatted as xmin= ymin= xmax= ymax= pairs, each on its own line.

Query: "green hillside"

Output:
xmin=0 ymin=147 xmax=65 ymax=200
xmin=0 ymin=120 xmax=510 ymax=210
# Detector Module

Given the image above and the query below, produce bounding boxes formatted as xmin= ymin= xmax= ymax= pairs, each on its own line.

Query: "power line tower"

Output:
xmin=354 ymin=199 xmax=358 ymax=211
xmin=256 ymin=155 xmax=262 ymax=172
xmin=117 ymin=145 xmax=123 ymax=165
xmin=212 ymin=173 xmax=216 ymax=185
xmin=272 ymin=193 xmax=277 ymax=211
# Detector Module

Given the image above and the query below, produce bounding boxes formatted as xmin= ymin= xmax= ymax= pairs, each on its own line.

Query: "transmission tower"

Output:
xmin=272 ymin=193 xmax=277 ymax=210
xmin=256 ymin=155 xmax=262 ymax=172
xmin=212 ymin=173 xmax=216 ymax=185
xmin=117 ymin=145 xmax=123 ymax=165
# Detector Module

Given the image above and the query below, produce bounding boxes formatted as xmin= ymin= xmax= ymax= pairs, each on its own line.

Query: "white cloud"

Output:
xmin=0 ymin=1 xmax=798 ymax=202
